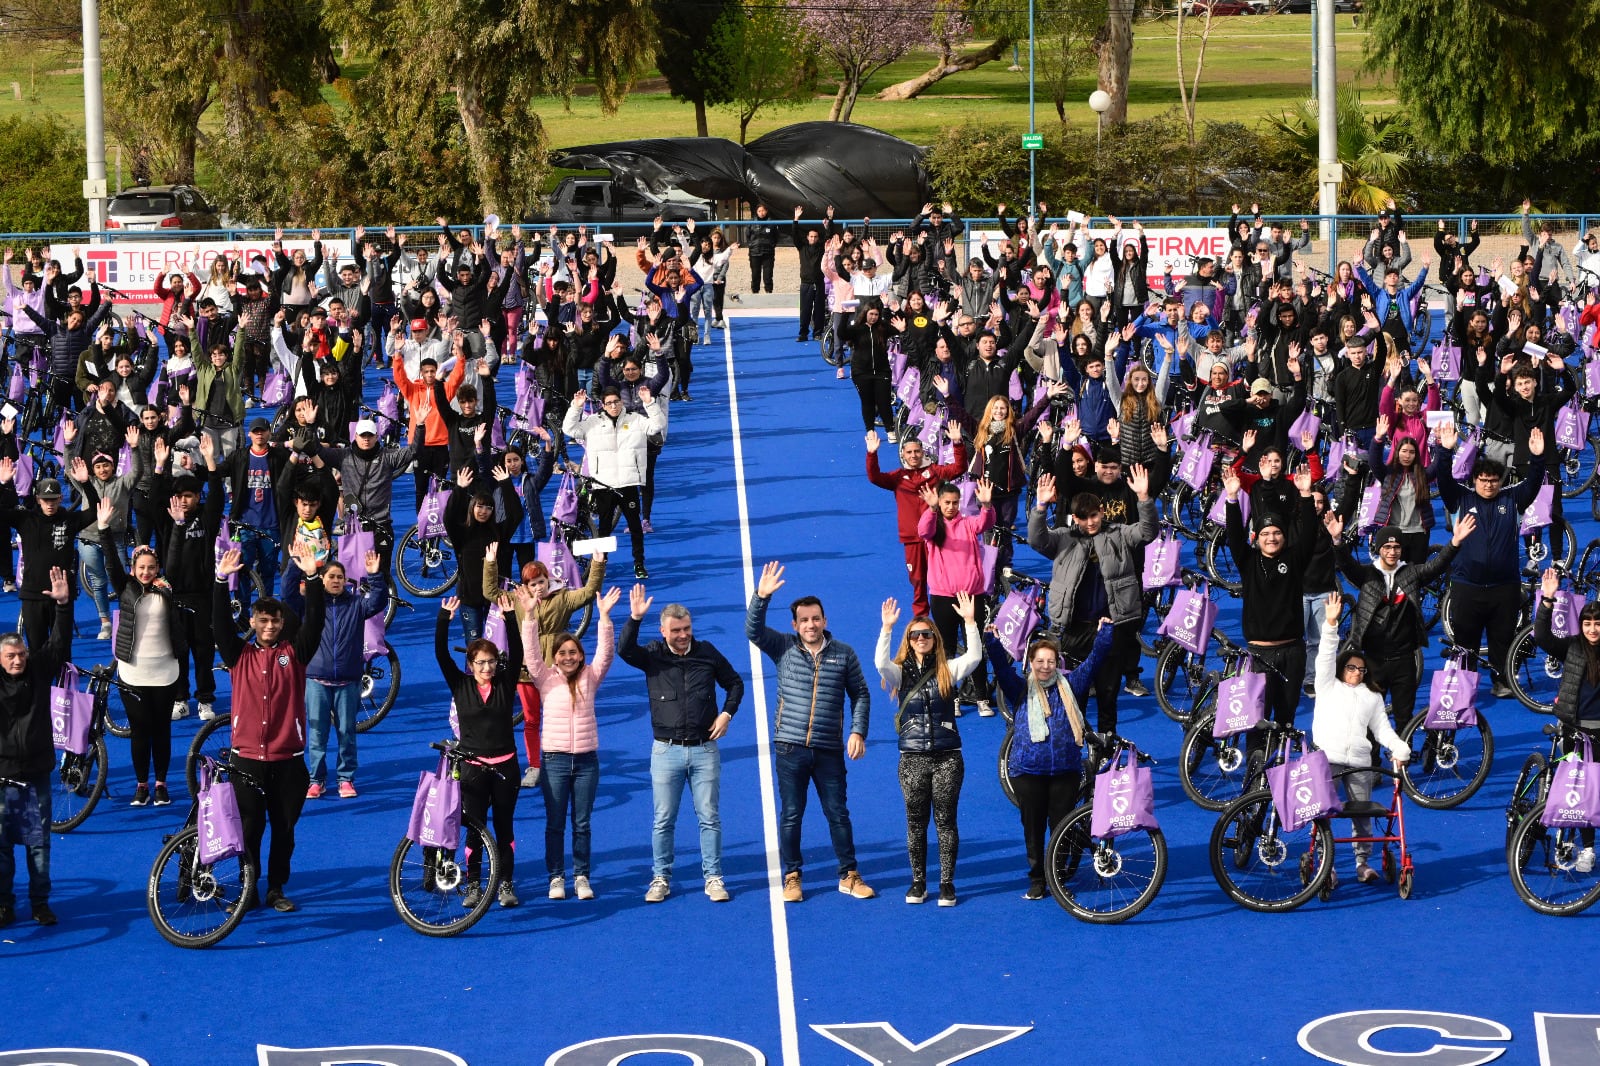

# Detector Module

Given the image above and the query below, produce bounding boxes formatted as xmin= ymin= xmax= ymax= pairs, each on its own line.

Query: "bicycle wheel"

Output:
xmin=1137 ymin=586 xmax=1176 ymax=658
xmin=997 ymin=730 xmax=1018 ymax=808
xmin=225 ymin=569 xmax=270 ymax=635
xmin=1417 ymin=578 xmax=1444 ymax=634
xmin=1045 ymin=805 xmax=1167 ymax=924
xmin=1178 ymin=707 xmax=1253 ymax=811
xmin=1561 ymin=442 xmax=1599 ymax=498
xmin=1209 ymin=788 xmax=1333 ymax=912
xmin=1506 ymin=752 xmax=1548 ymax=850
xmin=389 ymin=818 xmax=501 ymax=936
xmin=1398 ymin=711 xmax=1494 ymax=809
xmin=146 ymin=825 xmax=257 ymax=948
xmin=1523 ymin=520 xmax=1576 ymax=573
xmin=1201 ymin=530 xmax=1242 ymax=594
xmin=1154 ymin=637 xmax=1216 ymax=725
xmin=1506 ymin=814 xmax=1600 ymax=916
xmin=49 ymin=737 xmax=108 ymax=832
xmin=103 ymin=689 xmax=132 ymax=739
xmin=1506 ymin=623 xmax=1560 ymax=713
xmin=819 ymin=329 xmax=837 ymax=367
xmin=396 ymin=524 xmax=459 ymax=597
xmin=356 ymin=648 xmax=402 ymax=733
xmin=185 ymin=715 xmax=232 ymax=799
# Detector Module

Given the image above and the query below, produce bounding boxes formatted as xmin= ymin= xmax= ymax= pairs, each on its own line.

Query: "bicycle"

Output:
xmin=1504 ymin=719 xmax=1577 ymax=851
xmin=396 ymin=478 xmax=460 ymax=597
xmin=1504 ymin=545 xmax=1600 ymax=712
xmin=1151 ymin=572 xmax=1231 ymax=725
xmin=358 ymin=595 xmax=408 ymax=733
xmin=1506 ymin=760 xmax=1600 ymax=916
xmin=184 ymin=713 xmax=232 ymax=800
xmin=1044 ymin=732 xmax=1167 ymax=923
xmin=1175 ymin=631 xmax=1268 ymax=810
xmin=145 ymin=754 xmax=258 ymax=948
xmin=389 ymin=740 xmax=505 ymax=937
xmin=48 ymin=665 xmax=124 ymax=832
xmin=1395 ymin=646 xmax=1495 ymax=810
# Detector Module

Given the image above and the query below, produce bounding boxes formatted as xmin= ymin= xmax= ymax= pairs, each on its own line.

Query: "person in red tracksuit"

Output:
xmin=213 ymin=540 xmax=327 ymax=914
xmin=866 ymin=425 xmax=969 ymax=618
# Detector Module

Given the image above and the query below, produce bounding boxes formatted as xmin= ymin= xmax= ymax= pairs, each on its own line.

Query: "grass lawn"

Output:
xmin=0 ymin=13 xmax=1384 ymax=185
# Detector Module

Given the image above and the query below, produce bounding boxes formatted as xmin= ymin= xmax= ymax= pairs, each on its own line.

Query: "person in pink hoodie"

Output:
xmin=528 ymin=585 xmax=620 ymax=902
xmin=916 ymin=478 xmax=997 ymax=715
xmin=1377 ymin=358 xmax=1438 ymax=449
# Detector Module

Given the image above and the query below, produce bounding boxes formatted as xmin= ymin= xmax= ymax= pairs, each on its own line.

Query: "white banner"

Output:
xmin=54 ymin=239 xmax=332 ymax=304
xmin=967 ymin=226 xmax=1230 ymax=292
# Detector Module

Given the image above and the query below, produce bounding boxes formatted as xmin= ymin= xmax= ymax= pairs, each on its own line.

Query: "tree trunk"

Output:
xmin=739 ymin=108 xmax=753 ymax=144
xmin=694 ymin=97 xmax=709 ymax=137
xmin=456 ymin=79 xmax=502 ymax=218
xmin=828 ymin=82 xmax=848 ymax=121
xmin=1097 ymin=4 xmax=1133 ymax=125
xmin=874 ymin=35 xmax=1013 ymax=101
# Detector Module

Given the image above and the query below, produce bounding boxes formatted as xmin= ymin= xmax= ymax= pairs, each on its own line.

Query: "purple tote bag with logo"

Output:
xmin=197 ymin=762 xmax=246 ymax=864
xmin=1090 ymin=744 xmax=1159 ymax=838
xmin=1212 ymin=658 xmax=1266 ymax=738
xmin=1425 ymin=655 xmax=1480 ymax=729
xmin=406 ymin=752 xmax=462 ymax=849
xmin=1266 ymin=738 xmax=1342 ymax=832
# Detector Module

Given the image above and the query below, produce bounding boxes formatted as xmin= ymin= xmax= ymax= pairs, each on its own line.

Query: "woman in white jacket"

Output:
xmin=563 ymin=384 xmax=666 ymax=580
xmin=1311 ymin=592 xmax=1411 ymax=886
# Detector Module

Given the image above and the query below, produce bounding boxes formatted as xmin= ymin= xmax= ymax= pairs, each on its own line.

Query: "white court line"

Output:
xmin=722 ymin=318 xmax=802 ymax=1066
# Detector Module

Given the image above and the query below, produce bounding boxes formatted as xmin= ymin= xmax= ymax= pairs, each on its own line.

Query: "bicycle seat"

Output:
xmin=1333 ymin=800 xmax=1392 ymax=818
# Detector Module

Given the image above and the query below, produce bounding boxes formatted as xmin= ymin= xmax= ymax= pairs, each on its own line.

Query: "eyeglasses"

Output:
xmin=1344 ymin=664 xmax=1368 ymax=675
xmin=470 ymin=659 xmax=499 ymax=668
xmin=907 ymin=630 xmax=935 ymax=640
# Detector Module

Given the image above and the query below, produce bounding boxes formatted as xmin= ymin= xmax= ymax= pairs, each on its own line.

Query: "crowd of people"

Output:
xmin=1 ymin=197 xmax=1599 ymax=929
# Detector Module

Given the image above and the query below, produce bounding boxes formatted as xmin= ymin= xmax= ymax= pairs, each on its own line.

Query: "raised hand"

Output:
xmin=1323 ymin=511 xmax=1345 ymax=540
xmin=365 ymin=549 xmax=381 ymax=574
xmin=1529 ymin=427 xmax=1546 ymax=457
xmin=1035 ymin=473 xmax=1057 ymax=507
xmin=1324 ymin=590 xmax=1341 ymax=626
xmin=1292 ymin=465 xmax=1313 ymax=494
xmin=1374 ymin=413 xmax=1390 ymax=440
xmin=1542 ymin=567 xmax=1561 ymax=599
xmin=1222 ymin=468 xmax=1242 ymax=500
xmin=954 ymin=590 xmax=977 ymax=621
xmin=630 ymin=582 xmax=652 ymax=621
xmin=48 ymin=566 xmax=69 ymax=604
xmin=217 ymin=547 xmax=243 ymax=577
xmin=441 ymin=595 xmax=460 ymax=618
xmin=756 ymin=560 xmax=785 ymax=599
xmin=1128 ymin=463 xmax=1150 ymax=499
xmin=1451 ymin=513 xmax=1478 ymax=546
xmin=597 ymin=585 xmax=622 ymax=615
xmin=865 ymin=430 xmax=880 ymax=454
xmin=70 ymin=456 xmax=88 ymax=483
xmin=455 ymin=466 xmax=474 ymax=488
xmin=917 ymin=483 xmax=939 ymax=508
xmin=880 ymin=596 xmax=900 ymax=629
xmin=1438 ymin=421 xmax=1460 ymax=450
xmin=975 ymin=477 xmax=994 ymax=505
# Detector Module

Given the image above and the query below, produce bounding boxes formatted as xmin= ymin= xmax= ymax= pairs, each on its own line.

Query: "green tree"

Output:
xmin=714 ymin=4 xmax=818 ymax=143
xmin=1266 ymin=87 xmax=1411 ymax=213
xmin=323 ymin=0 xmax=655 ymax=218
xmin=1362 ymin=0 xmax=1600 ymax=166
xmin=655 ymin=0 xmax=741 ymax=136
xmin=1037 ymin=0 xmax=1104 ymax=124
xmin=0 ymin=116 xmax=89 ymax=232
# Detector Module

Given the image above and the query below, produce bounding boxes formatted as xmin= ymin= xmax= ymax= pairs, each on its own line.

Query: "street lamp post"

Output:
xmin=1089 ymin=90 xmax=1111 ymax=215
xmin=1027 ymin=0 xmax=1035 ymax=220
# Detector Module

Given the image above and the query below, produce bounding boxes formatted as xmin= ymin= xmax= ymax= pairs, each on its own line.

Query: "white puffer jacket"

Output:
xmin=563 ymin=399 xmax=666 ymax=489
xmin=1311 ymin=620 xmax=1409 ymax=767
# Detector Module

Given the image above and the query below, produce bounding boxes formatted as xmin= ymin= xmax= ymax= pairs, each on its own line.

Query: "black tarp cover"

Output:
xmin=550 ymin=122 xmax=931 ymax=218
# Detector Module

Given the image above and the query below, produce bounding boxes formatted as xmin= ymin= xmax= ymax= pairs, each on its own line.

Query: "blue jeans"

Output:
xmin=0 ymin=779 xmax=50 ymax=906
xmin=237 ymin=526 xmax=281 ymax=599
xmin=774 ymin=742 xmax=857 ymax=878
xmin=650 ymin=740 xmax=722 ymax=882
xmin=540 ymin=750 xmax=599 ymax=879
xmin=77 ymin=533 xmax=127 ymax=622
xmin=1303 ymin=592 xmax=1331 ymax=671
xmin=576 ymin=368 xmax=594 ymax=395
xmin=305 ymin=679 xmax=359 ymax=785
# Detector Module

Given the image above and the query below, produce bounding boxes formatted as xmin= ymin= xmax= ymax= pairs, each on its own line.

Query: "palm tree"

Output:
xmin=1267 ymin=87 xmax=1411 ymax=213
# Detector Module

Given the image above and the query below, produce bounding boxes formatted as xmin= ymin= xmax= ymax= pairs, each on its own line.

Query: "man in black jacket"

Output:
xmin=0 ymin=566 xmax=72 ymax=927
xmin=792 ymin=205 xmax=829 ymax=343
xmin=619 ymin=583 xmax=744 ymax=904
xmin=746 ymin=203 xmax=780 ymax=294
xmin=154 ymin=456 xmax=226 ymax=721
xmin=0 ymin=469 xmax=101 ymax=648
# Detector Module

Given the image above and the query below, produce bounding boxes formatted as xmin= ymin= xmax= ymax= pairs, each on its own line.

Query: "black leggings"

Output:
xmin=855 ymin=377 xmax=894 ymax=433
xmin=899 ymin=750 xmax=963 ymax=885
xmin=674 ymin=338 xmax=694 ymax=392
xmin=124 ymin=680 xmax=178 ymax=785
xmin=642 ymin=441 xmax=662 ymax=521
xmin=460 ymin=757 xmax=519 ymax=884
xmin=594 ymin=485 xmax=645 ymax=566
xmin=1012 ymin=771 xmax=1080 ymax=887
xmin=712 ymin=281 xmax=726 ymax=322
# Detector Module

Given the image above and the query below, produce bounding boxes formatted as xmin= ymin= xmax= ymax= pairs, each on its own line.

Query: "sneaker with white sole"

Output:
xmin=705 ymin=877 xmax=730 ymax=902
xmin=171 ymin=701 xmax=190 ymax=721
xmin=197 ymin=703 xmax=216 ymax=721
xmin=1579 ymin=848 xmax=1596 ymax=874
xmin=521 ymin=766 xmax=540 ymax=789
xmin=574 ymin=875 xmax=595 ymax=900
xmin=976 ymin=701 xmax=995 ymax=718
xmin=644 ymin=878 xmax=671 ymax=903
xmin=548 ymin=876 xmax=567 ymax=900
xmin=96 ymin=621 xmax=111 ymax=641
xmin=497 ymin=881 xmax=520 ymax=908
xmin=838 ymin=870 xmax=876 ymax=899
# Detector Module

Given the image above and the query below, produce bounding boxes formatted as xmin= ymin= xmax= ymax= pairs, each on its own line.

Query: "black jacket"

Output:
xmin=434 ymin=608 xmax=524 ymax=758
xmin=5 ymin=504 xmax=99 ymax=600
xmin=1337 ymin=542 xmax=1458 ymax=657
xmin=792 ymin=222 xmax=826 ymax=285
xmin=114 ymin=578 xmax=191 ymax=665
xmin=0 ymin=598 xmax=71 ymax=779
xmin=444 ymin=479 xmax=523 ymax=608
xmin=617 ymin=617 xmax=744 ymax=743
xmin=154 ymin=469 xmax=226 ymax=596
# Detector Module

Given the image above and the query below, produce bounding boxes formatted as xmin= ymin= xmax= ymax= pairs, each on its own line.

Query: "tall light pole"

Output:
xmin=1027 ymin=0 xmax=1036 ymax=218
xmin=81 ymin=0 xmax=108 ymax=238
xmin=1089 ymin=90 xmax=1111 ymax=214
xmin=1316 ymin=0 xmax=1340 ymax=271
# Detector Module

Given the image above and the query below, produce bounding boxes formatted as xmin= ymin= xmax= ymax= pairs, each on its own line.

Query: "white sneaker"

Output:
xmin=1578 ymin=848 xmax=1596 ymax=874
xmin=197 ymin=703 xmax=216 ymax=721
xmin=521 ymin=766 xmax=540 ymax=789
xmin=644 ymin=877 xmax=670 ymax=903
xmin=548 ymin=876 xmax=567 ymax=900
xmin=96 ymin=621 xmax=111 ymax=640
xmin=705 ymin=877 xmax=730 ymax=902
xmin=977 ymin=701 xmax=995 ymax=718
xmin=574 ymin=875 xmax=595 ymax=900
xmin=171 ymin=701 xmax=190 ymax=721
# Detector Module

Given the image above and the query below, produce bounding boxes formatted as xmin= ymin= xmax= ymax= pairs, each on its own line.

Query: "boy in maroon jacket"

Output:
xmin=865 ymin=424 xmax=968 ymax=616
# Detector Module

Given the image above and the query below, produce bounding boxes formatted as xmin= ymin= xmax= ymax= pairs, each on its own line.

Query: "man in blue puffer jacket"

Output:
xmin=283 ymin=551 xmax=387 ymax=799
xmin=746 ymin=560 xmax=874 ymax=904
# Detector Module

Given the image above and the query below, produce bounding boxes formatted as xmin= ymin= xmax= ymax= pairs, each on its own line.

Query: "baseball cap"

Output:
xmin=410 ymin=318 xmax=429 ymax=333
xmin=35 ymin=478 xmax=61 ymax=500
xmin=354 ymin=418 xmax=379 ymax=437
xmin=1251 ymin=378 xmax=1273 ymax=395
xmin=249 ymin=417 xmax=271 ymax=433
